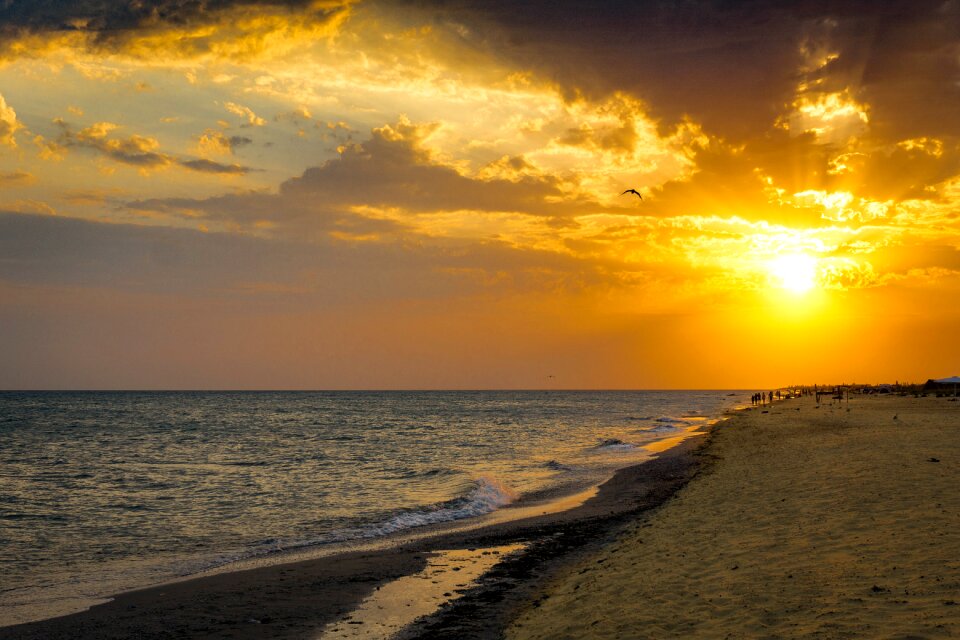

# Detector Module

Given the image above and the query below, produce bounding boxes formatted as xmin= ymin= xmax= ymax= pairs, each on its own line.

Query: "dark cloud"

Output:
xmin=127 ymin=119 xmax=608 ymax=238
xmin=279 ymin=121 xmax=581 ymax=215
xmin=397 ymin=0 xmax=959 ymax=142
xmin=228 ymin=135 xmax=253 ymax=150
xmin=0 ymin=0 xmax=332 ymax=35
xmin=0 ymin=0 xmax=352 ymax=62
xmin=779 ymin=4 xmax=960 ymax=143
xmin=180 ymin=158 xmax=251 ymax=174
xmin=830 ymin=143 xmax=960 ymax=202
xmin=396 ymin=0 xmax=807 ymax=137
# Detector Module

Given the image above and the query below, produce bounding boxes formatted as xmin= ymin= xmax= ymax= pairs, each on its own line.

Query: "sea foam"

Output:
xmin=368 ymin=476 xmax=517 ymax=536
xmin=593 ymin=438 xmax=637 ymax=451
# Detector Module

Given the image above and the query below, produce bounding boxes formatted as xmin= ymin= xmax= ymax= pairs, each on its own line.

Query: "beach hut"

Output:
xmin=934 ymin=375 xmax=960 ymax=396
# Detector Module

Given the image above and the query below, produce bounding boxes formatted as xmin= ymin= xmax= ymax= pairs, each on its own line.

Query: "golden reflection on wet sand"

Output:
xmin=318 ymin=544 xmax=525 ymax=639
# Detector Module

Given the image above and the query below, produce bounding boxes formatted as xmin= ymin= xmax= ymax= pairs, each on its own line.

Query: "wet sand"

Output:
xmin=0 ymin=423 xmax=715 ymax=639
xmin=509 ymin=394 xmax=960 ymax=639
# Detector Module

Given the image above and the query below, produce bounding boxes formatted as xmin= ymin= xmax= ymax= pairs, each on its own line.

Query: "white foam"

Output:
xmin=593 ymin=438 xmax=637 ymax=451
xmin=368 ymin=477 xmax=517 ymax=536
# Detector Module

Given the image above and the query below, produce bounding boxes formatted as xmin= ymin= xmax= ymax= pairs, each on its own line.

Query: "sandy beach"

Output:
xmin=5 ymin=393 xmax=959 ymax=639
xmin=510 ymin=393 xmax=960 ymax=639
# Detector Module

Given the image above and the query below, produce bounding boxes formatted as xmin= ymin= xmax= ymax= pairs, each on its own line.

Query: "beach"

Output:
xmin=4 ymin=392 xmax=959 ymax=639
xmin=510 ymin=393 xmax=960 ymax=639
xmin=0 ymin=406 xmax=711 ymax=640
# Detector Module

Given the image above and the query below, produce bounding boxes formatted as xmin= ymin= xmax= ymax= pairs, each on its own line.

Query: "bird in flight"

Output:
xmin=621 ymin=188 xmax=643 ymax=200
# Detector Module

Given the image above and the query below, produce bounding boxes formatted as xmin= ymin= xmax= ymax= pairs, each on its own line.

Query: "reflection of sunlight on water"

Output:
xmin=642 ymin=422 xmax=714 ymax=454
xmin=318 ymin=544 xmax=524 ymax=640
xmin=481 ymin=486 xmax=598 ymax=525
xmin=2 ymin=391 xmax=744 ymax=624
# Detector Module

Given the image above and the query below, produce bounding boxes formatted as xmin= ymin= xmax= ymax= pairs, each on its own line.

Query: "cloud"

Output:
xmin=179 ymin=158 xmax=252 ymax=175
xmin=196 ymin=129 xmax=253 ymax=157
xmin=54 ymin=119 xmax=254 ymax=175
xmin=33 ymin=134 xmax=68 ymax=161
xmin=0 ymin=1 xmax=325 ymax=33
xmin=275 ymin=106 xmax=313 ymax=122
xmin=62 ymin=188 xmax=127 ymax=206
xmin=127 ymin=118 xmax=604 ymax=239
xmin=805 ymin=2 xmax=960 ymax=141
xmin=0 ymin=93 xmax=23 ymax=147
xmin=0 ymin=1 xmax=353 ymax=62
xmin=280 ymin=119 xmax=581 ymax=215
xmin=74 ymin=121 xmax=171 ymax=168
xmin=117 ymin=113 xmax=960 ymax=301
xmin=0 ymin=210 xmax=610 ymax=303
xmin=4 ymin=200 xmax=56 ymax=216
xmin=225 ymin=102 xmax=266 ymax=127
xmin=0 ymin=170 xmax=33 ymax=186
xmin=392 ymin=0 xmax=959 ymax=145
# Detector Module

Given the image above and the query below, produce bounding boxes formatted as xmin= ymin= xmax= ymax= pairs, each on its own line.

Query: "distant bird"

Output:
xmin=621 ymin=188 xmax=643 ymax=200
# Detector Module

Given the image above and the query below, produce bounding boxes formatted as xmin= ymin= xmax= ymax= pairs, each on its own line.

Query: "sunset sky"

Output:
xmin=1 ymin=0 xmax=958 ymax=389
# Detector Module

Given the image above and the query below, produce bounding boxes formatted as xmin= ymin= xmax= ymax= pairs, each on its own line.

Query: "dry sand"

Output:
xmin=509 ymin=394 xmax=960 ymax=639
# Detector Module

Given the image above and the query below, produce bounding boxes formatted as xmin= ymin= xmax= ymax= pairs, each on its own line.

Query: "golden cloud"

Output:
xmin=0 ymin=93 xmax=23 ymax=147
xmin=55 ymin=119 xmax=253 ymax=176
xmin=196 ymin=129 xmax=253 ymax=157
xmin=0 ymin=2 xmax=353 ymax=64
xmin=224 ymin=102 xmax=266 ymax=127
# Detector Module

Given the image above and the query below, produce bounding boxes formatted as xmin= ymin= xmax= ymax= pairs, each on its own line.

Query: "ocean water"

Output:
xmin=0 ymin=390 xmax=744 ymax=625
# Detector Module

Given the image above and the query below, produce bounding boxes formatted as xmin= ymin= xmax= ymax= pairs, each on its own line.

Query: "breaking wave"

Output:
xmin=365 ymin=476 xmax=517 ymax=536
xmin=593 ymin=438 xmax=637 ymax=451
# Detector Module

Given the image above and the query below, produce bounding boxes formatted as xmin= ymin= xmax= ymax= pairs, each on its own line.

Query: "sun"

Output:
xmin=769 ymin=254 xmax=818 ymax=294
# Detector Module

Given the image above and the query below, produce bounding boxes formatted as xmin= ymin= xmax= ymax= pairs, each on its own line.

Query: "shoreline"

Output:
xmin=508 ymin=392 xmax=960 ymax=639
xmin=0 ymin=410 xmax=735 ymax=639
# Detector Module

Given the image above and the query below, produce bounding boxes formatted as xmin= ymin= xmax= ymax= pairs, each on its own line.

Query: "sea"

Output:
xmin=0 ymin=390 xmax=745 ymax=626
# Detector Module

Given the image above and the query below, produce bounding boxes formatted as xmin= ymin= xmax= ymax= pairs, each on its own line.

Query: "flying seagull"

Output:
xmin=621 ymin=189 xmax=643 ymax=200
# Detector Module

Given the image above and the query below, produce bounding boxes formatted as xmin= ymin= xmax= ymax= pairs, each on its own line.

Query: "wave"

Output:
xmin=593 ymin=438 xmax=637 ymax=451
xmin=367 ymin=477 xmax=516 ymax=536
xmin=629 ymin=416 xmax=698 ymax=434
xmin=543 ymin=459 xmax=572 ymax=471
xmin=633 ymin=425 xmax=676 ymax=434
xmin=183 ymin=477 xmax=519 ymax=575
xmin=384 ymin=467 xmax=460 ymax=480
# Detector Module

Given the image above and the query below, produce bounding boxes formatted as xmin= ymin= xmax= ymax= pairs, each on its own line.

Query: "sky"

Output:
xmin=0 ymin=0 xmax=958 ymax=389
